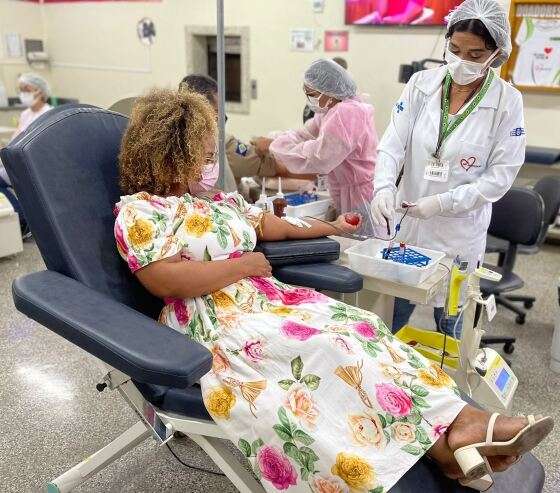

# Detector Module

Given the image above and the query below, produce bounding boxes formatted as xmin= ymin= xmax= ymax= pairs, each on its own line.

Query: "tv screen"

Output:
xmin=345 ymin=0 xmax=465 ymax=26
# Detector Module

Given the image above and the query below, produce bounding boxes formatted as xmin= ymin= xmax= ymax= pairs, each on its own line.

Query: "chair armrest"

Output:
xmin=12 ymin=271 xmax=212 ymax=388
xmin=274 ymin=263 xmax=363 ymax=293
xmin=256 ymin=238 xmax=340 ymax=266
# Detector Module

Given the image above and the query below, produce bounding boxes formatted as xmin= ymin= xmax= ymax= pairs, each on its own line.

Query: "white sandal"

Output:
xmin=459 ymin=474 xmax=493 ymax=492
xmin=454 ymin=413 xmax=554 ymax=491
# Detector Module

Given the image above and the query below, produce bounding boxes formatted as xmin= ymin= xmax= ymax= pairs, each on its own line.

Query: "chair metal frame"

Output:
xmin=47 ymin=364 xmax=265 ymax=493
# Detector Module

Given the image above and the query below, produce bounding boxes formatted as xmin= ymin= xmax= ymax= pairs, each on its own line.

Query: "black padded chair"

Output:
xmin=480 ymin=188 xmax=545 ymax=355
xmin=486 ymin=176 xmax=560 ymax=260
xmin=1 ymin=106 xmax=545 ymax=493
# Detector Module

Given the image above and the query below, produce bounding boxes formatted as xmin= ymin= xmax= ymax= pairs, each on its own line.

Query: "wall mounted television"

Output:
xmin=345 ymin=0 xmax=465 ymax=26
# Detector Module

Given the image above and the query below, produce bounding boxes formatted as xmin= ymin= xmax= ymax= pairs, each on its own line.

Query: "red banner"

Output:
xmin=20 ymin=1 xmax=161 ymax=3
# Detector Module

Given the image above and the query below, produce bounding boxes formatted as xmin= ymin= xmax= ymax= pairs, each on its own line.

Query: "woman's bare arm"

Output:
xmin=274 ymin=159 xmax=317 ymax=181
xmin=135 ymin=252 xmax=271 ymax=299
xmin=257 ymin=213 xmax=359 ymax=242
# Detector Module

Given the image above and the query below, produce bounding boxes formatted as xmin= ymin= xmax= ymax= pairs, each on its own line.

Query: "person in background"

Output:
xmin=10 ymin=73 xmax=52 ymax=142
xmin=0 ymin=73 xmax=51 ymax=238
xmin=303 ymin=56 xmax=348 ymax=123
xmin=255 ymin=59 xmax=378 ymax=234
xmin=179 ymin=75 xmax=237 ymax=193
xmin=371 ymin=0 xmax=524 ymax=336
xmin=181 ymin=74 xmax=311 ymax=192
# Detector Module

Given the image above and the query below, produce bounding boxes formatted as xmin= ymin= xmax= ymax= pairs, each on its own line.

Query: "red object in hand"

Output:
xmin=344 ymin=213 xmax=360 ymax=226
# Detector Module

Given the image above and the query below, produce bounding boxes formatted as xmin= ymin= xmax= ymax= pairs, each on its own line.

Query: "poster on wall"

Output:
xmin=4 ymin=33 xmax=23 ymax=58
xmin=290 ymin=29 xmax=314 ymax=52
xmin=512 ymin=17 xmax=560 ymax=87
xmin=324 ymin=30 xmax=349 ymax=52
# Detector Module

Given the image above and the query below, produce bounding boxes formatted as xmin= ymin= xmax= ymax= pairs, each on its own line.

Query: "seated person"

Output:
xmin=0 ymin=73 xmax=50 ymax=237
xmin=0 ymin=176 xmax=28 ymax=237
xmin=179 ymin=74 xmax=237 ymax=193
xmin=181 ymin=74 xmax=312 ymax=192
xmin=115 ymin=87 xmax=552 ymax=493
xmin=11 ymin=73 xmax=53 ymax=142
xmin=181 ymin=74 xmax=315 ymax=200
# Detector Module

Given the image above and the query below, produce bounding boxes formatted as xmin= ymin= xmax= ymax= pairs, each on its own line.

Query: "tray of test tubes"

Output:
xmin=345 ymin=238 xmax=445 ymax=286
xmin=381 ymin=245 xmax=431 ymax=267
xmin=284 ymin=191 xmax=332 ymax=219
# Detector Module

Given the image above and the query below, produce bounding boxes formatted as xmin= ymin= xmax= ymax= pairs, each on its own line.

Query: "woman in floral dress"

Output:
xmin=114 ymin=88 xmax=550 ymax=493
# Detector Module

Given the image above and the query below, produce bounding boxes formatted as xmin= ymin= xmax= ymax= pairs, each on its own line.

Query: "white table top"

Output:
xmin=0 ymin=126 xmax=16 ymax=134
xmin=332 ymin=236 xmax=451 ymax=305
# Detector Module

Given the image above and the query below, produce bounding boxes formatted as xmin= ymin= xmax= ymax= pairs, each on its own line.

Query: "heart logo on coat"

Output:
xmin=460 ymin=156 xmax=479 ymax=172
xmin=544 ymin=47 xmax=553 ymax=55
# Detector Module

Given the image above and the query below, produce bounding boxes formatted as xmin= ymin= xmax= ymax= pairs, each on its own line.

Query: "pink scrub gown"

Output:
xmin=270 ymin=97 xmax=378 ymax=228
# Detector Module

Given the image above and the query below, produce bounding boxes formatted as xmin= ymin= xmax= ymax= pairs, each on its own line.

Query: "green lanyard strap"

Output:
xmin=434 ymin=70 xmax=494 ymax=159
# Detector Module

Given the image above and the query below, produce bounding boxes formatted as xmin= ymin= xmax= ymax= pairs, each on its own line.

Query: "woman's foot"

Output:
xmin=429 ymin=433 xmax=520 ymax=479
xmin=446 ymin=406 xmax=528 ymax=457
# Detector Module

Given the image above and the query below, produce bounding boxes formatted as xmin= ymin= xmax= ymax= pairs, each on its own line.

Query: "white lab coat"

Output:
xmin=375 ymin=66 xmax=526 ymax=304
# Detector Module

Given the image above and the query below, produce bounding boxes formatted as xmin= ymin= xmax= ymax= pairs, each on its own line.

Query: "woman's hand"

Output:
xmin=251 ymin=137 xmax=274 ymax=159
xmin=240 ymin=252 xmax=272 ymax=277
xmin=274 ymin=160 xmax=290 ymax=177
xmin=332 ymin=213 xmax=362 ymax=235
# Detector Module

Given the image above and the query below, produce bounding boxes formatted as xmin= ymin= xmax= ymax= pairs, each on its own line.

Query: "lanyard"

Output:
xmin=433 ymin=70 xmax=494 ymax=159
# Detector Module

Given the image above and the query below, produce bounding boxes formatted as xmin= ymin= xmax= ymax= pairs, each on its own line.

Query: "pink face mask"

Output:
xmin=189 ymin=161 xmax=219 ymax=194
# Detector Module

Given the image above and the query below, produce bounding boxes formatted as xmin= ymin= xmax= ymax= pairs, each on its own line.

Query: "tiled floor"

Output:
xmin=0 ymin=241 xmax=558 ymax=492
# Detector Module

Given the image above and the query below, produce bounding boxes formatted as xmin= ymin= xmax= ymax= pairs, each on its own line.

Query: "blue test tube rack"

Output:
xmin=285 ymin=192 xmax=319 ymax=207
xmin=381 ymin=246 xmax=431 ymax=267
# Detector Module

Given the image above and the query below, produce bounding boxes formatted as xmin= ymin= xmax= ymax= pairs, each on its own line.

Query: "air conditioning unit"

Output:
xmin=24 ymin=39 xmax=50 ymax=67
xmin=27 ymin=51 xmax=50 ymax=63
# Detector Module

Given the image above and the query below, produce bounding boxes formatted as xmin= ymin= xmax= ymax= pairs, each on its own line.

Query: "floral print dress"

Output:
xmin=114 ymin=191 xmax=466 ymax=493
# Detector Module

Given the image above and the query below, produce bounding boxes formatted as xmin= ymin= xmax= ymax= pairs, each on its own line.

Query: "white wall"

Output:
xmin=0 ymin=0 xmax=558 ymax=148
xmin=0 ymin=0 xmax=46 ymax=96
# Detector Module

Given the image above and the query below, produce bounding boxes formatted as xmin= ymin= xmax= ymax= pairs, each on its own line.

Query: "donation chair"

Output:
xmin=108 ymin=96 xmax=137 ymax=116
xmin=1 ymin=106 xmax=545 ymax=493
xmin=480 ymin=187 xmax=544 ymax=356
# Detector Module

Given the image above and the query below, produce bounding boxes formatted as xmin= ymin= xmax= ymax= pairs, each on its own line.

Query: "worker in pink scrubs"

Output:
xmin=255 ymin=59 xmax=378 ymax=234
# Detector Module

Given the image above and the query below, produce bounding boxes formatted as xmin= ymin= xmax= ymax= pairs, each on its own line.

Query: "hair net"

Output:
xmin=18 ymin=73 xmax=51 ymax=98
xmin=447 ymin=0 xmax=511 ymax=67
xmin=304 ymin=59 xmax=356 ymax=100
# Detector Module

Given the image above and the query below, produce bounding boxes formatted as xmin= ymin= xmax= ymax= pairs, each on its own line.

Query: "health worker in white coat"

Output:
xmin=371 ymin=0 xmax=526 ymax=336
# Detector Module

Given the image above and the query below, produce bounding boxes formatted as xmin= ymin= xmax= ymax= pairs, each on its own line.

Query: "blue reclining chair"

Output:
xmin=1 ymin=106 xmax=545 ymax=492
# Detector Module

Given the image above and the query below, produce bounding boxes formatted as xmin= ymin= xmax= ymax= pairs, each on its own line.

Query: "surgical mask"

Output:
xmin=307 ymin=95 xmax=329 ymax=114
xmin=189 ymin=161 xmax=219 ymax=194
xmin=19 ymin=92 xmax=34 ymax=108
xmin=445 ymin=48 xmax=499 ymax=86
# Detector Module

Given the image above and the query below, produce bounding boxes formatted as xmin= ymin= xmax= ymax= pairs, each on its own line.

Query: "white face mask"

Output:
xmin=307 ymin=94 xmax=329 ymax=114
xmin=19 ymin=92 xmax=35 ymax=108
xmin=445 ymin=48 xmax=499 ymax=86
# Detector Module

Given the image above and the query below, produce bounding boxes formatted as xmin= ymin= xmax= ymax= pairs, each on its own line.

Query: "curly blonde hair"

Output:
xmin=119 ymin=87 xmax=217 ymax=196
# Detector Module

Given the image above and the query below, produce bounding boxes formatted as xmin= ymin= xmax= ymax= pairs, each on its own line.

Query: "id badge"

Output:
xmin=423 ymin=157 xmax=449 ymax=183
